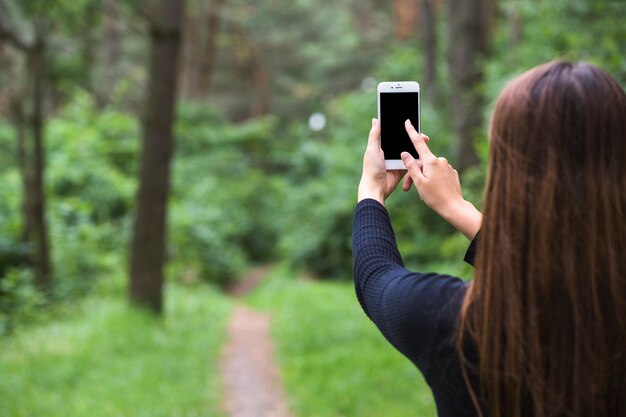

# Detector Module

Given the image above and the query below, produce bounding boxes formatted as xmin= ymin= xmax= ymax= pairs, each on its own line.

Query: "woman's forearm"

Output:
xmin=352 ymin=199 xmax=405 ymax=318
xmin=437 ymin=199 xmax=482 ymax=240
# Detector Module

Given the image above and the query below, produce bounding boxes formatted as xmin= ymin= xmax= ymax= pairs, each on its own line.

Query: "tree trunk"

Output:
xmin=129 ymin=0 xmax=185 ymax=313
xmin=446 ymin=0 xmax=493 ymax=171
xmin=100 ymin=0 xmax=120 ymax=106
xmin=12 ymin=100 xmax=31 ymax=244
xmin=419 ymin=0 xmax=437 ymax=102
xmin=195 ymin=0 xmax=224 ymax=98
xmin=26 ymin=35 xmax=51 ymax=292
xmin=232 ymin=24 xmax=269 ymax=119
xmin=180 ymin=10 xmax=198 ymax=99
xmin=509 ymin=0 xmax=522 ymax=50
xmin=81 ymin=1 xmax=98 ymax=96
xmin=393 ymin=0 xmax=419 ymax=40
xmin=1 ymin=6 xmax=52 ymax=294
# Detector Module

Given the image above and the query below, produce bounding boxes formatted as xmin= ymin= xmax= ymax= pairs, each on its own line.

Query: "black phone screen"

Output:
xmin=380 ymin=92 xmax=420 ymax=159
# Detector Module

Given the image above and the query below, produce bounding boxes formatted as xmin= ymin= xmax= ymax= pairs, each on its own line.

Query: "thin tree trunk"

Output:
xmin=195 ymin=0 xmax=224 ymax=98
xmin=509 ymin=0 xmax=522 ymax=50
xmin=1 ymin=6 xmax=52 ymax=294
xmin=129 ymin=0 xmax=185 ymax=313
xmin=81 ymin=2 xmax=98 ymax=96
xmin=249 ymin=53 xmax=269 ymax=118
xmin=100 ymin=0 xmax=120 ymax=106
xmin=12 ymin=100 xmax=31 ymax=244
xmin=446 ymin=0 xmax=493 ymax=171
xmin=180 ymin=8 xmax=198 ymax=99
xmin=351 ymin=3 xmax=375 ymax=38
xmin=27 ymin=34 xmax=51 ymax=292
xmin=393 ymin=0 xmax=419 ymax=40
xmin=232 ymin=24 xmax=268 ymax=118
xmin=419 ymin=0 xmax=437 ymax=101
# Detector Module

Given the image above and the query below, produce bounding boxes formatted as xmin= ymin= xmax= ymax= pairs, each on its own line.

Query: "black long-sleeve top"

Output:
xmin=352 ymin=199 xmax=479 ymax=417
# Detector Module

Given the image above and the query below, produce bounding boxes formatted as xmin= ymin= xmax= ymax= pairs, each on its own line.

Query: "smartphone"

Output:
xmin=377 ymin=81 xmax=421 ymax=170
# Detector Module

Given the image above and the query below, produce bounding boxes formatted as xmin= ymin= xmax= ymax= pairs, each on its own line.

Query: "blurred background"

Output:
xmin=0 ymin=0 xmax=624 ymax=416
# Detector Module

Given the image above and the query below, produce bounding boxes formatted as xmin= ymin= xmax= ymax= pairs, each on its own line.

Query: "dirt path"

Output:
xmin=220 ymin=266 xmax=294 ymax=417
xmin=227 ymin=264 xmax=274 ymax=297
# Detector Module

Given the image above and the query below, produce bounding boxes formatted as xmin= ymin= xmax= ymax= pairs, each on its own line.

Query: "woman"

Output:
xmin=352 ymin=61 xmax=626 ymax=417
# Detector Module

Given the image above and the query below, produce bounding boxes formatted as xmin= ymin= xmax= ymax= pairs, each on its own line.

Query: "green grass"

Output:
xmin=247 ymin=265 xmax=437 ymax=417
xmin=0 ymin=284 xmax=231 ymax=417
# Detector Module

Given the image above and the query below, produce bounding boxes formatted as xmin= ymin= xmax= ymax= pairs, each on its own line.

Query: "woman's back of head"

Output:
xmin=460 ymin=61 xmax=626 ymax=417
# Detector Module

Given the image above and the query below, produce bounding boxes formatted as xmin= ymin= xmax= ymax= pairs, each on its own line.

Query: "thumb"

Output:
xmin=401 ymin=152 xmax=426 ymax=184
xmin=367 ymin=118 xmax=381 ymax=150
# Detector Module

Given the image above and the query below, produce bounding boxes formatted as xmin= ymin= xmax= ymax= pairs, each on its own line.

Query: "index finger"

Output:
xmin=405 ymin=119 xmax=434 ymax=160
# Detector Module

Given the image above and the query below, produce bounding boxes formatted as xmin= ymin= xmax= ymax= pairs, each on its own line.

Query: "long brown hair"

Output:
xmin=458 ymin=61 xmax=626 ymax=417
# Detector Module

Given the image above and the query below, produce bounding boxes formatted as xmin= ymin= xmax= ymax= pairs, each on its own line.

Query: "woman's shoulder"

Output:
xmin=378 ymin=270 xmax=469 ymax=371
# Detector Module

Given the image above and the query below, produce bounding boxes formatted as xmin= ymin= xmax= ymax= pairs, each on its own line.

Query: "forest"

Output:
xmin=0 ymin=0 xmax=624 ymax=416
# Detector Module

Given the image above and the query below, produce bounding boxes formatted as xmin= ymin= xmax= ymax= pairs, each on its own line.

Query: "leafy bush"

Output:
xmin=277 ymin=90 xmax=366 ymax=279
xmin=169 ymin=103 xmax=286 ymax=285
xmin=0 ymin=268 xmax=44 ymax=335
xmin=45 ymin=93 xmax=137 ymax=299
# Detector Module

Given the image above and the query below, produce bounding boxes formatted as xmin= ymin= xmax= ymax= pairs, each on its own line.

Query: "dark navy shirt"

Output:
xmin=352 ymin=199 xmax=480 ymax=417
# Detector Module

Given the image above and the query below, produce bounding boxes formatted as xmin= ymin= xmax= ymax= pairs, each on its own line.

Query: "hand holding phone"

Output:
xmin=377 ymin=81 xmax=421 ymax=170
xmin=358 ymin=118 xmax=406 ymax=205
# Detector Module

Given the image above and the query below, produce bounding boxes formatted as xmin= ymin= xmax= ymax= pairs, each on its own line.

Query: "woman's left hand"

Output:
xmin=358 ymin=118 xmax=407 ymax=205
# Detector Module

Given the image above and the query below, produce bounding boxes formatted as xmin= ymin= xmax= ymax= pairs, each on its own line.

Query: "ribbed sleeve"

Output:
xmin=352 ymin=199 xmax=404 ymax=320
xmin=352 ymin=198 xmax=479 ymax=417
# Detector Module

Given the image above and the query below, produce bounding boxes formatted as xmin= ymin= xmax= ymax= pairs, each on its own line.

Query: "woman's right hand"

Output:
xmin=400 ymin=120 xmax=482 ymax=240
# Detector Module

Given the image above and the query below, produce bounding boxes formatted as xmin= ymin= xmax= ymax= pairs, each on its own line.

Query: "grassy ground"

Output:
xmin=247 ymin=265 xmax=437 ymax=417
xmin=0 ymin=284 xmax=231 ymax=417
xmin=1 ymin=266 xmax=438 ymax=417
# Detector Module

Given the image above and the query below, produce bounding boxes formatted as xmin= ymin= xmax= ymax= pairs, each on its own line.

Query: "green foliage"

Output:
xmin=0 ymin=122 xmax=16 ymax=174
xmin=277 ymin=91 xmax=367 ymax=279
xmin=169 ymin=103 xmax=287 ymax=285
xmin=275 ymin=0 xmax=626 ymax=281
xmin=486 ymin=0 xmax=626 ymax=102
xmin=0 ymin=4 xmax=623 ymax=417
xmin=511 ymin=0 xmax=625 ymax=83
xmin=47 ymin=93 xmax=137 ymax=222
xmin=45 ymin=92 xmax=138 ymax=299
xmin=0 ymin=283 xmax=231 ymax=417
xmin=1 ymin=94 xmax=293 ymax=302
xmin=212 ymin=0 xmax=392 ymax=120
xmin=0 ymin=268 xmax=44 ymax=335
xmin=277 ymin=63 xmax=477 ymax=279
xmin=1 ymin=0 xmax=624 ymax=328
xmin=0 ymin=170 xmax=23 ymax=246
xmin=247 ymin=265 xmax=437 ymax=417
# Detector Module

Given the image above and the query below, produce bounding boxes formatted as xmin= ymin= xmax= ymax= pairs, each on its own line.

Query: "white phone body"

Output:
xmin=377 ymin=81 xmax=421 ymax=170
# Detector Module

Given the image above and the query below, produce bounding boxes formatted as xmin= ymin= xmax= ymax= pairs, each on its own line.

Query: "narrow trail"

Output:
xmin=220 ymin=265 xmax=294 ymax=417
